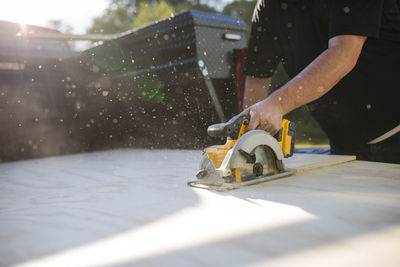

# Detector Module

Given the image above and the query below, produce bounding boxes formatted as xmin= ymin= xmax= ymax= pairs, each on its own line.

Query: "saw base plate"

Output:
xmin=188 ymin=169 xmax=296 ymax=192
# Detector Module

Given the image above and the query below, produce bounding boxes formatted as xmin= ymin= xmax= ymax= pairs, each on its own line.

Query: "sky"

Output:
xmin=1 ymin=0 xmax=110 ymax=34
xmin=1 ymin=0 xmax=233 ymax=34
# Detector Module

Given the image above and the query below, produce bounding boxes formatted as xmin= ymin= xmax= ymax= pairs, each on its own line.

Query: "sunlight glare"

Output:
xmin=1 ymin=0 xmax=108 ymax=33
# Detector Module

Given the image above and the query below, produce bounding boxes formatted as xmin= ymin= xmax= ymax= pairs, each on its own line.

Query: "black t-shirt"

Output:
xmin=243 ymin=0 xmax=400 ymax=152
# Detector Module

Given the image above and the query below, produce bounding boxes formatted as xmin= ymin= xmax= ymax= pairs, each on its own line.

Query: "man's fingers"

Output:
xmin=260 ymin=121 xmax=273 ymax=134
xmin=258 ymin=117 xmax=280 ymax=135
xmin=267 ymin=122 xmax=281 ymax=136
xmin=271 ymin=126 xmax=280 ymax=136
xmin=240 ymin=101 xmax=282 ymax=135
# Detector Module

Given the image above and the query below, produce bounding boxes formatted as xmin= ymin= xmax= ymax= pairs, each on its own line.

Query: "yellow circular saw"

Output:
xmin=188 ymin=114 xmax=296 ymax=191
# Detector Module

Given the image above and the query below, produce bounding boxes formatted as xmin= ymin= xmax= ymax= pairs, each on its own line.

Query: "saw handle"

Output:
xmin=208 ymin=114 xmax=295 ymax=158
xmin=207 ymin=114 xmax=250 ymax=140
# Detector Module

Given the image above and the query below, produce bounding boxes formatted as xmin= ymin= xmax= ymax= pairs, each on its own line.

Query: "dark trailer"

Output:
xmin=0 ymin=11 xmax=248 ymax=162
xmin=79 ymin=10 xmax=248 ymax=150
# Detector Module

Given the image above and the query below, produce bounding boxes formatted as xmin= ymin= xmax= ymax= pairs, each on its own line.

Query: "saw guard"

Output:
xmin=219 ymin=130 xmax=284 ymax=172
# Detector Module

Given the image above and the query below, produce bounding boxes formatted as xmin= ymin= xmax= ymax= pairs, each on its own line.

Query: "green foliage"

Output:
xmin=173 ymin=2 xmax=217 ymax=13
xmin=222 ymin=0 xmax=256 ymax=29
xmin=132 ymin=0 xmax=176 ymax=29
xmin=87 ymin=0 xmax=220 ymax=34
xmin=87 ymin=0 xmax=136 ymax=34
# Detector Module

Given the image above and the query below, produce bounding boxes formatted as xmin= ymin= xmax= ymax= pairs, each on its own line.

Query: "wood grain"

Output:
xmin=0 ymin=150 xmax=399 ymax=267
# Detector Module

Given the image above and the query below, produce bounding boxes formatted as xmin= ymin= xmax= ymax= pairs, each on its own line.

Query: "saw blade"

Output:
xmin=254 ymin=145 xmax=278 ymax=176
xmin=233 ymin=145 xmax=278 ymax=182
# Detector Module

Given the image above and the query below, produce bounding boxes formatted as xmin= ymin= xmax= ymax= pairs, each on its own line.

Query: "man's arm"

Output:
xmin=242 ymin=35 xmax=367 ymax=134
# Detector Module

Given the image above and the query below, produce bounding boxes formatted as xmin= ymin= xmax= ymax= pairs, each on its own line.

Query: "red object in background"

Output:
xmin=0 ymin=20 xmax=77 ymax=63
xmin=20 ymin=23 xmax=74 ymax=51
xmin=235 ymin=49 xmax=247 ymax=112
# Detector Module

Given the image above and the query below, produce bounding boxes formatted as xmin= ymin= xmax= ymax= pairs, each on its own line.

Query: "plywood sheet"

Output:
xmin=0 ymin=149 xmax=399 ymax=267
xmin=285 ymin=153 xmax=356 ymax=173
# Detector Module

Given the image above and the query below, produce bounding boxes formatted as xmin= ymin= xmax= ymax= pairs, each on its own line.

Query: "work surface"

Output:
xmin=0 ymin=149 xmax=399 ymax=267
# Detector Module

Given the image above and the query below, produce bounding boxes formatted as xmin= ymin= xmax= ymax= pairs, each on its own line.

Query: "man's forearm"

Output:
xmin=243 ymin=76 xmax=272 ymax=109
xmin=269 ymin=35 xmax=366 ymax=115
xmin=242 ymin=35 xmax=367 ymax=134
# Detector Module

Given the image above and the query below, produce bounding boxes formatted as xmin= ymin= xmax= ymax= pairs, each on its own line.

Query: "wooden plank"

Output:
xmin=0 ymin=150 xmax=399 ymax=267
xmin=285 ymin=154 xmax=356 ymax=173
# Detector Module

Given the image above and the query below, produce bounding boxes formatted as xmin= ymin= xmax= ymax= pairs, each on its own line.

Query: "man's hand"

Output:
xmin=242 ymin=97 xmax=283 ymax=135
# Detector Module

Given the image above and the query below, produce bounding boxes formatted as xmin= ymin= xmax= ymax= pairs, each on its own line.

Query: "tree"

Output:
xmin=47 ymin=19 xmax=74 ymax=34
xmin=132 ymin=0 xmax=219 ymax=28
xmin=87 ymin=0 xmax=218 ymax=34
xmin=222 ymin=0 xmax=256 ymax=29
xmin=132 ymin=0 xmax=176 ymax=28
xmin=87 ymin=0 xmax=136 ymax=34
xmin=172 ymin=1 xmax=216 ymax=13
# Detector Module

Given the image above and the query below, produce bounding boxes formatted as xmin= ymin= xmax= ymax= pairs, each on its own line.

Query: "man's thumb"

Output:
xmin=241 ymin=108 xmax=250 ymax=115
xmin=247 ymin=110 xmax=258 ymax=131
